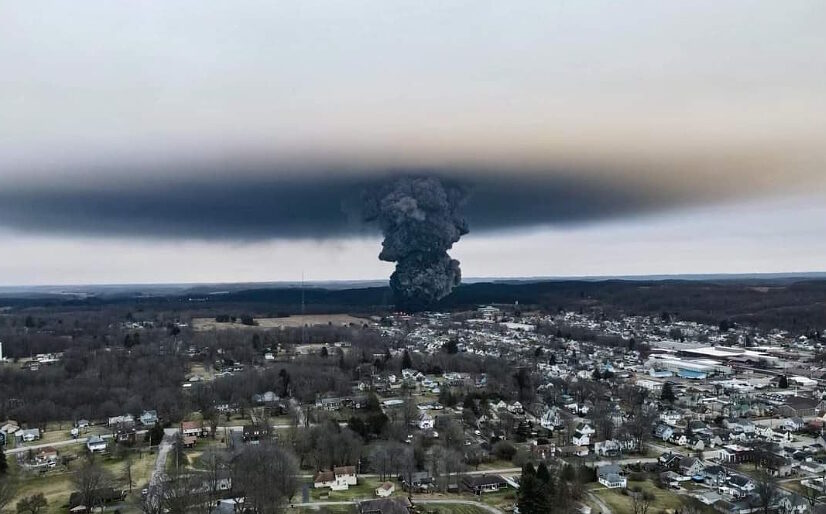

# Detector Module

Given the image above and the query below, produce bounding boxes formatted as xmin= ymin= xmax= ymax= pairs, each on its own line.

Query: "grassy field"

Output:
xmin=6 ymin=444 xmax=156 ymax=514
xmin=193 ymin=314 xmax=368 ymax=331
xmin=592 ymin=480 xmax=684 ymax=514
xmin=418 ymin=504 xmax=497 ymax=514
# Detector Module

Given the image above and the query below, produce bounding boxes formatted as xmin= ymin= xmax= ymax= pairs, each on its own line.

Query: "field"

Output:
xmin=5 ymin=444 xmax=156 ymax=514
xmin=418 ymin=504 xmax=497 ymax=514
xmin=193 ymin=314 xmax=369 ymax=331
xmin=591 ymin=480 xmax=684 ymax=514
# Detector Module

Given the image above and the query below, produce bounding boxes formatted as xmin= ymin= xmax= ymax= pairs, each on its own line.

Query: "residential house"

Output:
xmin=531 ymin=443 xmax=555 ymax=460
xmin=540 ymin=407 xmax=563 ymax=430
xmin=334 ymin=466 xmax=358 ymax=487
xmin=725 ymin=419 xmax=756 ymax=436
xmin=17 ymin=428 xmax=40 ymax=442
xmin=114 ymin=422 xmax=137 ymax=443
xmin=180 ymin=420 xmax=207 ymax=438
xmin=702 ymin=465 xmax=728 ymax=487
xmin=400 ymin=471 xmax=433 ymax=492
xmin=571 ymin=430 xmax=590 ymax=447
xmin=776 ymin=493 xmax=808 ymax=514
xmin=678 ymin=457 xmax=704 ymax=477
xmin=655 ymin=424 xmax=674 ymax=442
xmin=727 ymin=475 xmax=755 ymax=497
xmin=314 ymin=466 xmax=358 ymax=491
xmin=35 ymin=447 xmax=59 ymax=466
xmin=462 ymin=475 xmax=509 ymax=494
xmin=313 ymin=470 xmax=336 ymax=489
xmin=718 ymin=445 xmax=752 ymax=464
xmin=594 ymin=440 xmax=623 ymax=457
xmin=417 ymin=412 xmax=434 ymax=430
xmin=659 ymin=452 xmax=682 ymax=468
xmin=108 ymin=414 xmax=134 ymax=427
xmin=86 ymin=435 xmax=107 ymax=453
xmin=139 ymin=410 xmax=159 ymax=427
xmin=597 ymin=464 xmax=627 ymax=489
xmin=0 ymin=422 xmax=19 ymax=440
xmin=560 ymin=445 xmax=589 ymax=457
xmin=507 ymin=401 xmax=524 ymax=415
xmin=375 ymin=482 xmax=395 ymax=498
xmin=68 ymin=488 xmax=125 ymax=514
xmin=782 ymin=417 xmax=805 ymax=432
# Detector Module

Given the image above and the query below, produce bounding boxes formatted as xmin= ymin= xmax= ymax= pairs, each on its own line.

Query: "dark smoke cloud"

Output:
xmin=363 ymin=177 xmax=468 ymax=311
xmin=0 ymin=167 xmax=689 ymax=241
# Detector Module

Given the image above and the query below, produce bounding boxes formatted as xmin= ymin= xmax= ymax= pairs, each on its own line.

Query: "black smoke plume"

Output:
xmin=364 ymin=177 xmax=469 ymax=312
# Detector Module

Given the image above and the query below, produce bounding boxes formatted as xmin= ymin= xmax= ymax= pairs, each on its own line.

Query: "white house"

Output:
xmin=376 ymin=482 xmax=395 ymax=497
xmin=572 ymin=430 xmax=590 ymax=447
xmin=315 ymin=466 xmax=358 ymax=491
xmin=540 ymin=407 xmax=563 ymax=430
xmin=18 ymin=428 xmax=40 ymax=442
xmin=417 ymin=412 xmax=435 ymax=430
xmin=334 ymin=466 xmax=358 ymax=487
xmin=86 ymin=435 xmax=107 ymax=452
xmin=597 ymin=465 xmax=627 ymax=489
xmin=782 ymin=418 xmax=805 ymax=432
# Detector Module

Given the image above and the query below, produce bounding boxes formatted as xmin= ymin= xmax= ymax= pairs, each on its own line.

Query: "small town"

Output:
xmin=2 ymin=302 xmax=826 ymax=514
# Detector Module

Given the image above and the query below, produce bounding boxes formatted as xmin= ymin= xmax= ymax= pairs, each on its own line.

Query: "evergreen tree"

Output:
xmin=660 ymin=381 xmax=676 ymax=402
xmin=401 ymin=350 xmax=412 ymax=370
xmin=0 ymin=449 xmax=8 ymax=475
xmin=536 ymin=462 xmax=554 ymax=512
xmin=778 ymin=375 xmax=789 ymax=389
xmin=517 ymin=463 xmax=541 ymax=514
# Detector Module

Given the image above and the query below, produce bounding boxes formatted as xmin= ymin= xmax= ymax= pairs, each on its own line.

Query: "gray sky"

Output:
xmin=1 ymin=1 xmax=825 ymax=285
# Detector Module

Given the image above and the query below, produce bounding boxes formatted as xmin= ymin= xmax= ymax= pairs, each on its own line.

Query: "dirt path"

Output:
xmin=588 ymin=491 xmax=613 ymax=514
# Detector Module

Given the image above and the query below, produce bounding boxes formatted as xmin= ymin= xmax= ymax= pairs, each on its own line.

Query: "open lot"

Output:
xmin=6 ymin=444 xmax=156 ymax=514
xmin=193 ymin=314 xmax=369 ymax=331
xmin=592 ymin=480 xmax=684 ymax=514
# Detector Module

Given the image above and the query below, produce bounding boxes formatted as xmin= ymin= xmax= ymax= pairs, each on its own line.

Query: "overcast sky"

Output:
xmin=1 ymin=1 xmax=825 ymax=285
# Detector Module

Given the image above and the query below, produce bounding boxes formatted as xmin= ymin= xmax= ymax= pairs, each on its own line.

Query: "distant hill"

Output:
xmin=1 ymin=276 xmax=825 ymax=332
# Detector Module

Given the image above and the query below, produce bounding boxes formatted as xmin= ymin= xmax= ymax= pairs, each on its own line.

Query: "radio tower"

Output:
xmin=301 ymin=271 xmax=306 ymax=344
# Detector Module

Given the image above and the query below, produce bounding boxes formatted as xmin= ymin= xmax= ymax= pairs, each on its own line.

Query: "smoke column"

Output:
xmin=364 ymin=177 xmax=469 ymax=311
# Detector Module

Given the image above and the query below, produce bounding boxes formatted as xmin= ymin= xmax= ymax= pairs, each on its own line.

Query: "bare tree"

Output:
xmin=754 ymin=471 xmax=779 ymax=514
xmin=230 ymin=443 xmax=299 ymax=514
xmin=72 ymin=460 xmax=112 ymax=512
xmin=159 ymin=468 xmax=200 ymax=514
xmin=201 ymin=448 xmax=229 ymax=508
xmin=630 ymin=490 xmax=653 ymax=514
xmin=625 ymin=405 xmax=658 ymax=454
xmin=122 ymin=453 xmax=134 ymax=494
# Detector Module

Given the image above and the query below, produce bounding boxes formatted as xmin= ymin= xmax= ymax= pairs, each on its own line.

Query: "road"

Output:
xmin=290 ymin=499 xmax=504 ymax=513
xmin=146 ymin=429 xmax=176 ymax=508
